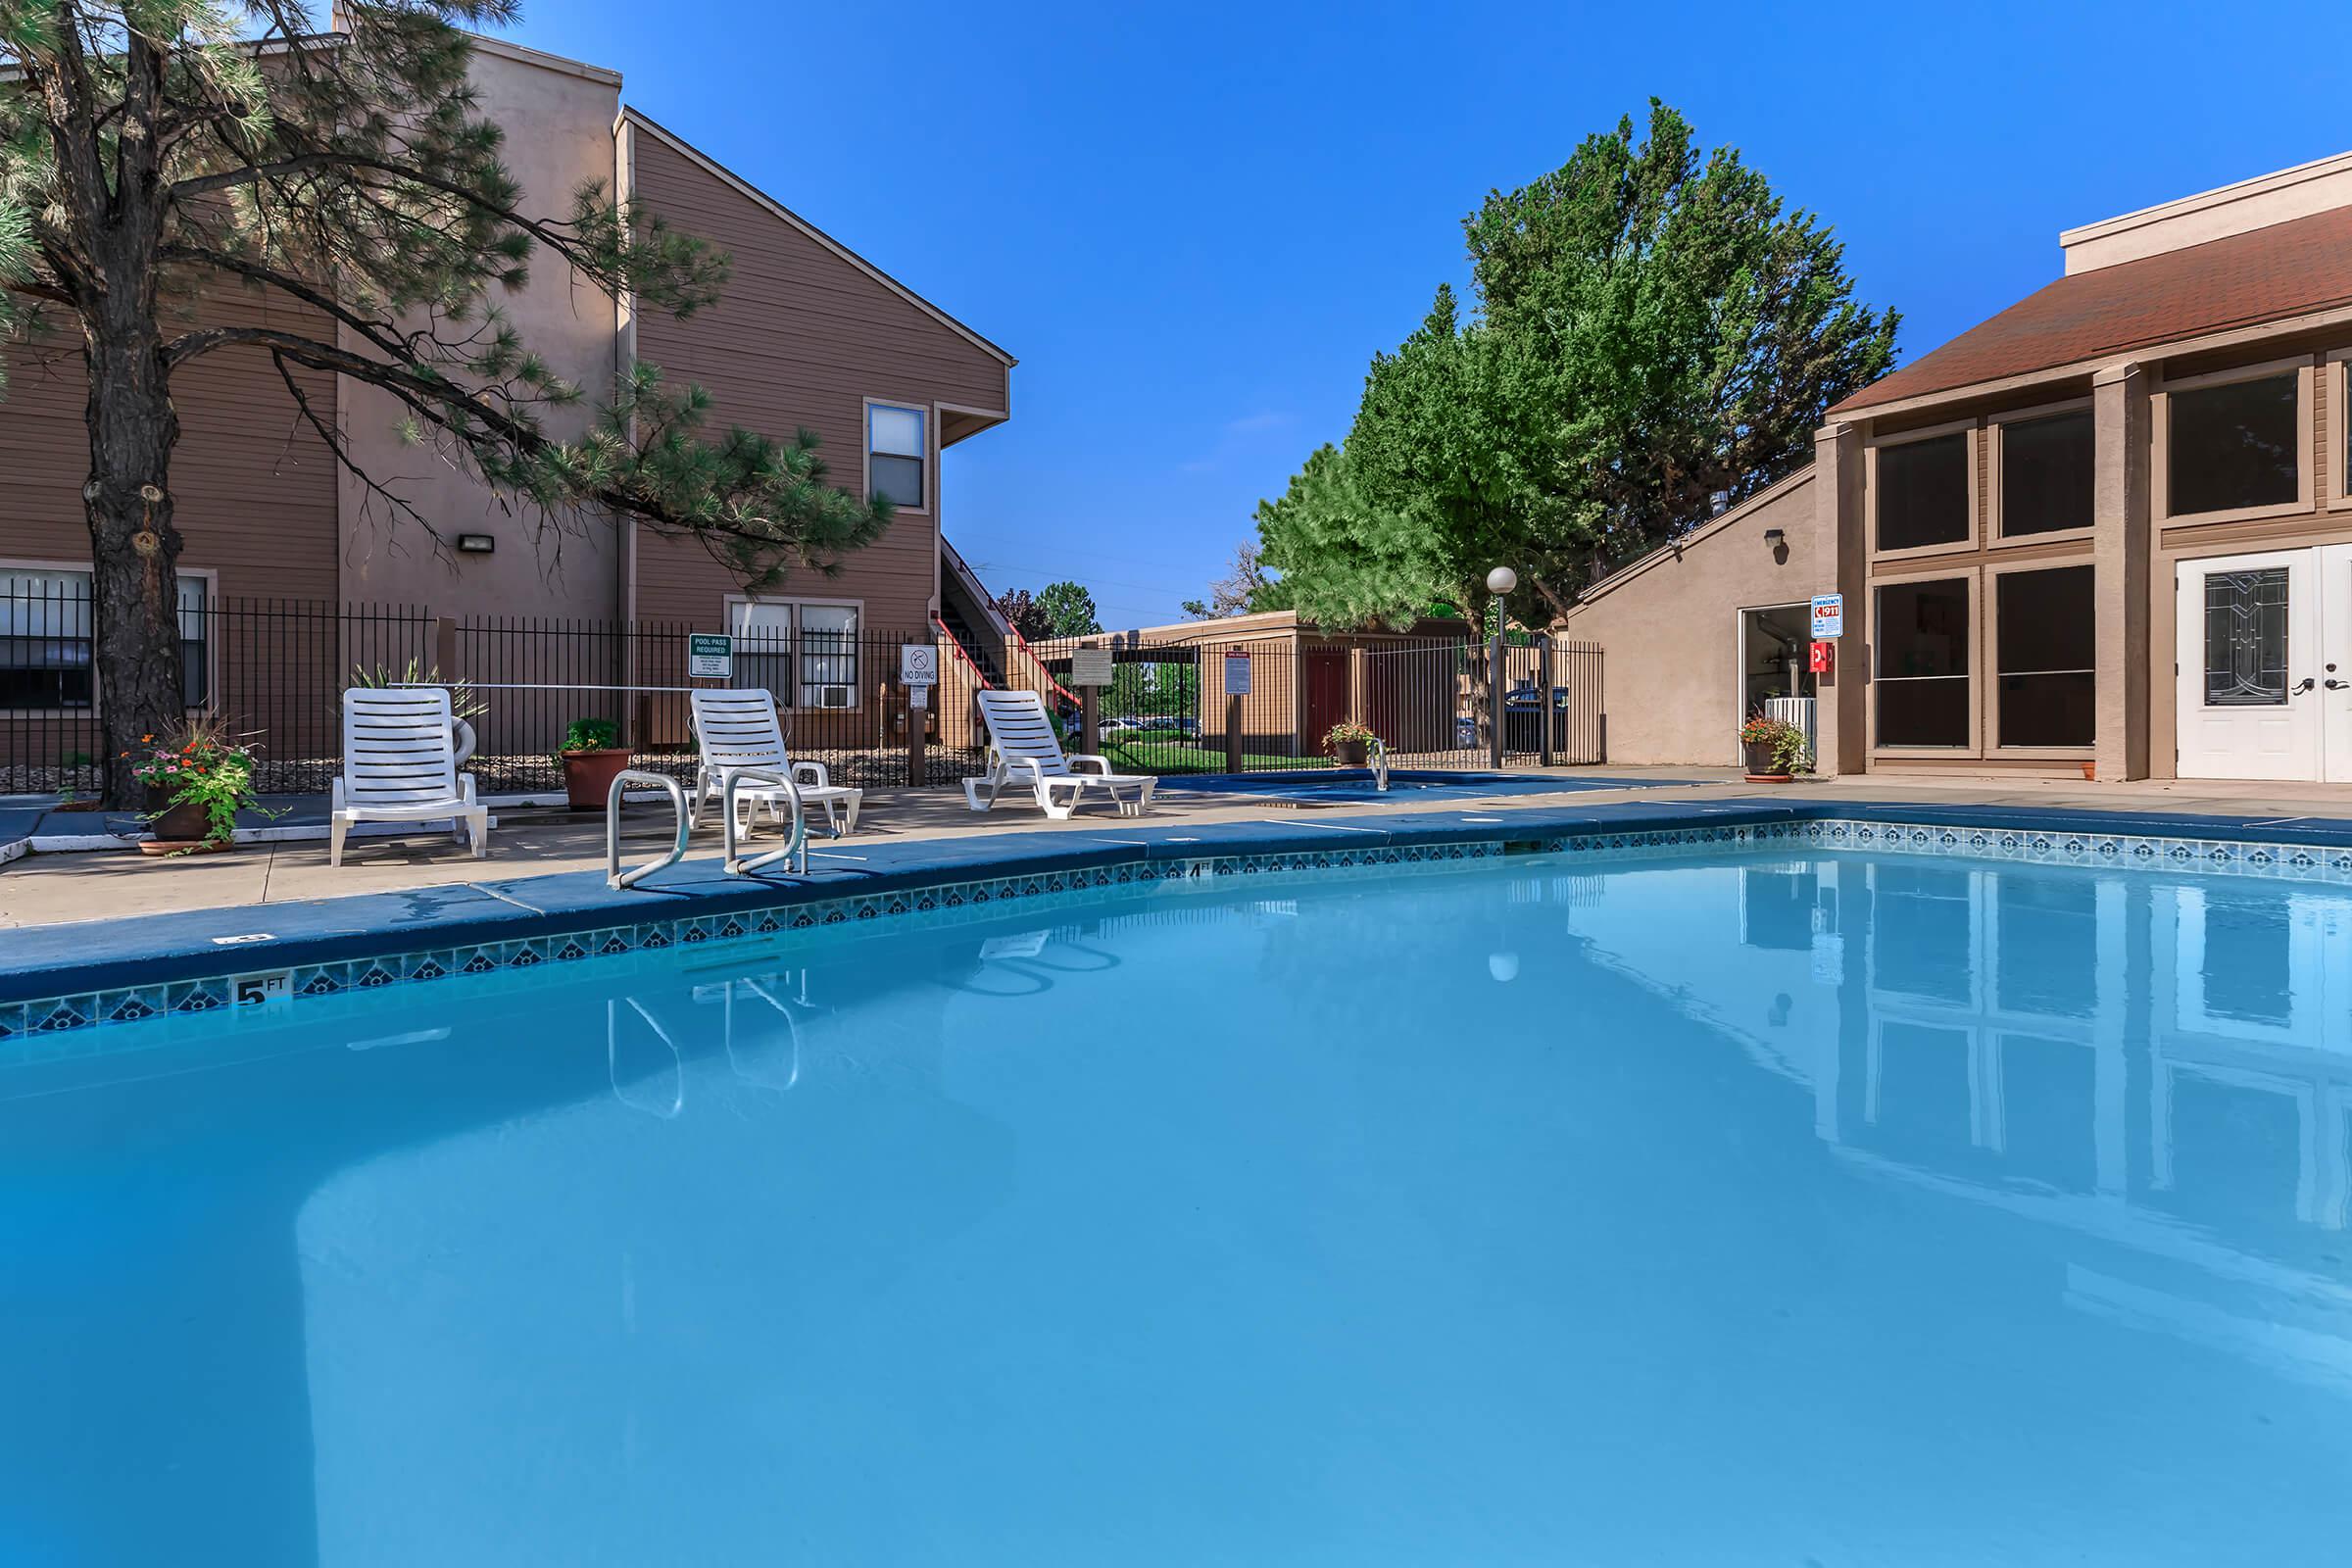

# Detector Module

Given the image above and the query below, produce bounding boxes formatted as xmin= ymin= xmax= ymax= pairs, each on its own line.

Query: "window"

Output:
xmin=2200 ymin=567 xmax=2289 ymax=707
xmin=1874 ymin=577 xmax=1970 ymax=747
xmin=1994 ymin=565 xmax=2093 ymax=748
xmin=2168 ymin=371 xmax=2298 ymax=516
xmin=1999 ymin=409 xmax=2093 ymax=538
xmin=1875 ymin=430 xmax=1971 ymax=552
xmin=728 ymin=599 xmax=860 ymax=709
xmin=867 ymin=403 xmax=926 ymax=510
xmin=797 ymin=604 xmax=858 ymax=709
xmin=0 ymin=567 xmax=208 ymax=710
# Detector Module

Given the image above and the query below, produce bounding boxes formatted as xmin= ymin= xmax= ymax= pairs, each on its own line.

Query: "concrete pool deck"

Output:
xmin=10 ymin=764 xmax=2352 ymax=932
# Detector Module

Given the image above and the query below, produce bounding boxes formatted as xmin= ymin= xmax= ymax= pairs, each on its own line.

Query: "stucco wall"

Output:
xmin=335 ymin=45 xmax=624 ymax=619
xmin=1559 ymin=470 xmax=1828 ymax=766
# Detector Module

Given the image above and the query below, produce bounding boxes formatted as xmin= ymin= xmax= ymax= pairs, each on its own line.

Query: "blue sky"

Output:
xmin=510 ymin=0 xmax=2352 ymax=628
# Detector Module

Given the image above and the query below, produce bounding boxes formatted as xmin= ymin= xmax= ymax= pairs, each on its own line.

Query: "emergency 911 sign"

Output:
xmin=1810 ymin=595 xmax=1844 ymax=640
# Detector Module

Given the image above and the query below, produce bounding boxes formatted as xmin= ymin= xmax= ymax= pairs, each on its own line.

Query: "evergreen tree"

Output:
xmin=1 ymin=3 xmax=892 ymax=800
xmin=1032 ymin=579 xmax=1100 ymax=638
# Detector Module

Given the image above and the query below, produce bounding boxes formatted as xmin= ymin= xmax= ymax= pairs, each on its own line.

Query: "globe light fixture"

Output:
xmin=1486 ymin=565 xmax=1518 ymax=596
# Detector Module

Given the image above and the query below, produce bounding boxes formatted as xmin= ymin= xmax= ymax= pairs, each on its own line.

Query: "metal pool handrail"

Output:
xmin=1369 ymin=736 xmax=1391 ymax=793
xmin=607 ymin=768 xmax=690 ymax=890
xmin=722 ymin=765 xmax=809 ymax=877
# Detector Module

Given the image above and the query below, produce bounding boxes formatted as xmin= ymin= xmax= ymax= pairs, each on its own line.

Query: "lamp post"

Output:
xmin=1486 ymin=566 xmax=1517 ymax=768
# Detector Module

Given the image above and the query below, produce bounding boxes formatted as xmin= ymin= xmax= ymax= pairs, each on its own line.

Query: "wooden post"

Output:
xmin=1226 ymin=694 xmax=1244 ymax=773
xmin=1080 ymin=683 xmax=1100 ymax=758
xmin=907 ymin=688 xmax=928 ymax=787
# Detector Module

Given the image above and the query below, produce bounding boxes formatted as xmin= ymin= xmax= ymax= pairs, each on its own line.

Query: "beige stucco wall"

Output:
xmin=335 ymin=43 xmax=625 ymax=620
xmin=1558 ymin=470 xmax=1828 ymax=766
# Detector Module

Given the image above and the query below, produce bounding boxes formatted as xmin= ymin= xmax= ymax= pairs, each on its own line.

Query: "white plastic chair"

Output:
xmin=965 ymin=687 xmax=1155 ymax=819
xmin=331 ymin=687 xmax=487 ymax=865
xmin=688 ymin=688 xmax=861 ymax=837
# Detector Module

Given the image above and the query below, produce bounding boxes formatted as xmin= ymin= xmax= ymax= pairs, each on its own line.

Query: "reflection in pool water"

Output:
xmin=1 ymin=850 xmax=2347 ymax=1565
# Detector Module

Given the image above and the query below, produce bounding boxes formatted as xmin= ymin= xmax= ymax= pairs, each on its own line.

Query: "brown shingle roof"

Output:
xmin=1829 ymin=204 xmax=2352 ymax=415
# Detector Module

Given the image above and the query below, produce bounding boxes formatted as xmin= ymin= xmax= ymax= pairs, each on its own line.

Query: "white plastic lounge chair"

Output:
xmin=965 ymin=687 xmax=1155 ymax=820
xmin=331 ymin=687 xmax=487 ymax=865
xmin=688 ymin=688 xmax=862 ymax=837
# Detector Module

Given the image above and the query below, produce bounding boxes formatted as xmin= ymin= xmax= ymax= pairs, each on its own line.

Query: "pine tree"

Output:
xmin=1 ymin=3 xmax=893 ymax=801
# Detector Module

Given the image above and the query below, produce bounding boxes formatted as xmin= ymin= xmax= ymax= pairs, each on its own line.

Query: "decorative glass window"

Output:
xmin=2169 ymin=372 xmax=2298 ymax=516
xmin=1874 ymin=577 xmax=1971 ymax=747
xmin=867 ymin=404 xmax=926 ymax=510
xmin=0 ymin=567 xmax=208 ymax=710
xmin=1999 ymin=410 xmax=2093 ymax=537
xmin=2201 ymin=567 xmax=2289 ymax=707
xmin=1994 ymin=565 xmax=2094 ymax=747
xmin=728 ymin=600 xmax=860 ymax=710
xmin=1875 ymin=432 xmax=1971 ymax=552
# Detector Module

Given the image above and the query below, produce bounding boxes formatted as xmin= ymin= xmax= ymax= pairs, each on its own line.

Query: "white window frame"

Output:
xmin=2151 ymin=354 xmax=2315 ymax=526
xmin=0 ymin=559 xmax=217 ymax=719
xmin=862 ymin=398 xmax=929 ymax=515
xmin=722 ymin=594 xmax=865 ymax=712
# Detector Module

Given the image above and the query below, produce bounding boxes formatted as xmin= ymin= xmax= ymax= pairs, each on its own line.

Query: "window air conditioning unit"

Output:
xmin=815 ymin=684 xmax=853 ymax=710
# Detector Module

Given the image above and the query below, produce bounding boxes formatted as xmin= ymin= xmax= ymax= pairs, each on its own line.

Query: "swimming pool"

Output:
xmin=5 ymin=834 xmax=2350 ymax=1563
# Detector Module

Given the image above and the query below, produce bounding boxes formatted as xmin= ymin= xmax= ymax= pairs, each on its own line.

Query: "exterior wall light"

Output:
xmin=1763 ymin=528 xmax=1787 ymax=547
xmin=456 ymin=533 xmax=496 ymax=554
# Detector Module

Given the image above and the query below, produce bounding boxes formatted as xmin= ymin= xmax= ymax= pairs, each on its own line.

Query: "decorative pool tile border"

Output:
xmin=8 ymin=813 xmax=2352 ymax=1053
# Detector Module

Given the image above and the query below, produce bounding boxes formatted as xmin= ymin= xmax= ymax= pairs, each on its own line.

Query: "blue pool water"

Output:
xmin=5 ymin=846 xmax=2351 ymax=1564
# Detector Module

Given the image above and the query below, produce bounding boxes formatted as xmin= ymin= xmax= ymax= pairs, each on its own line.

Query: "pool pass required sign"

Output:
xmin=1224 ymin=649 xmax=1252 ymax=697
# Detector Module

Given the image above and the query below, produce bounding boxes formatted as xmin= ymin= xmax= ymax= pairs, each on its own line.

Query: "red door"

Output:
xmin=1304 ymin=651 xmax=1348 ymax=753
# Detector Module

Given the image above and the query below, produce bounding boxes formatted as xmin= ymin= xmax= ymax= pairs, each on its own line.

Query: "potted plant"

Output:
xmin=123 ymin=721 xmax=277 ymax=854
xmin=1324 ymin=719 xmax=1379 ymax=766
xmin=1739 ymin=713 xmax=1812 ymax=783
xmin=557 ymin=717 xmax=630 ymax=810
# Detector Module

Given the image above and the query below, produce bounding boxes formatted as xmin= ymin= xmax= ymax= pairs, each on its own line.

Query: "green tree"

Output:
xmin=1263 ymin=101 xmax=1895 ymax=635
xmin=1462 ymin=100 xmax=1898 ymax=614
xmin=1254 ymin=441 xmax=1446 ymax=629
xmin=1 ymin=3 xmax=892 ymax=802
xmin=1032 ymin=579 xmax=1101 ymax=638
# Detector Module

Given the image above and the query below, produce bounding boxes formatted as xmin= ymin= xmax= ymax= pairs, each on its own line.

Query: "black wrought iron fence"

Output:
xmin=0 ymin=587 xmax=992 ymax=797
xmin=0 ymin=586 xmax=1603 ymax=796
xmin=1009 ymin=633 xmax=1604 ymax=774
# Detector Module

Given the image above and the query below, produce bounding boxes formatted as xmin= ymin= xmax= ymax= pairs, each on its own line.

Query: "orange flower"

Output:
xmin=140 ymin=734 xmax=153 ymax=744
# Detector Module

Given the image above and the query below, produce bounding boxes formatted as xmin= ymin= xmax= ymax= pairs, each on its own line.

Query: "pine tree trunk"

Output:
xmin=83 ymin=318 xmax=185 ymax=809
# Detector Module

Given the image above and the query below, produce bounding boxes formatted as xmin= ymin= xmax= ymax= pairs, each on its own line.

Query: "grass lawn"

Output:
xmin=1098 ymin=737 xmax=1333 ymax=774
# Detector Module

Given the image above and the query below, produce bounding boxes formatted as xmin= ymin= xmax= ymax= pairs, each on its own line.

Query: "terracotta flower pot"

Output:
xmin=144 ymin=783 xmax=221 ymax=847
xmin=561 ymin=747 xmax=633 ymax=810
xmin=1742 ymin=740 xmax=1791 ymax=782
xmin=1332 ymin=738 xmax=1370 ymax=766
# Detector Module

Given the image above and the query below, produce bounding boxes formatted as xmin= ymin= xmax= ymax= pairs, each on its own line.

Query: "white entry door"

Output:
xmin=2322 ymin=544 xmax=2352 ymax=783
xmin=2176 ymin=549 xmax=2319 ymax=780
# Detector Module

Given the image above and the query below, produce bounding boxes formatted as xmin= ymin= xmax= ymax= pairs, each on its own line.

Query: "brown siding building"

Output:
xmin=2 ymin=35 xmax=1016 ymax=742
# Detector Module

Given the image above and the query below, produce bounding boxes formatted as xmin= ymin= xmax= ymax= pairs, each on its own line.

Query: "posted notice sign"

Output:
xmin=1070 ymin=647 xmax=1114 ymax=687
xmin=1810 ymin=595 xmax=1844 ymax=640
xmin=1224 ymin=649 xmax=1252 ymax=697
xmin=688 ymin=632 xmax=733 ymax=679
xmin=899 ymin=644 xmax=939 ymax=687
